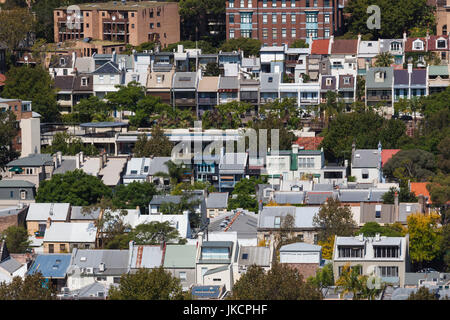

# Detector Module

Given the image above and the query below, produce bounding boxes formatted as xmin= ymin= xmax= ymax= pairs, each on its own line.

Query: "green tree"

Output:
xmin=0 ymin=8 xmax=34 ymax=55
xmin=105 ymin=81 xmax=146 ymax=113
xmin=133 ymin=126 xmax=173 ymax=157
xmin=381 ymin=186 xmax=418 ymax=204
xmin=383 ymin=149 xmax=436 ymax=182
xmin=203 ymin=62 xmax=220 ymax=76
xmin=290 ymin=39 xmax=309 ymax=48
xmin=73 ymin=95 xmax=112 ymax=123
xmin=407 ymin=286 xmax=438 ymax=300
xmin=0 ymin=110 xmax=19 ymax=169
xmin=41 ymin=132 xmax=99 ymax=156
xmin=112 ymin=181 xmax=158 ymax=214
xmin=313 ymin=198 xmax=357 ymax=242
xmin=335 ymin=264 xmax=382 ymax=300
xmin=220 ymin=38 xmax=262 ymax=57
xmin=357 ymin=221 xmax=405 ymax=237
xmin=36 ymin=169 xmax=112 ymax=206
xmin=307 ymin=263 xmax=334 ymax=293
xmin=130 ymin=221 xmax=180 ymax=245
xmin=407 ymin=212 xmax=443 ymax=270
xmin=108 ymin=267 xmax=186 ymax=300
xmin=374 ymin=52 xmax=394 ymax=67
xmin=228 ymin=177 xmax=264 ymax=213
xmin=2 ymin=66 xmax=60 ymax=123
xmin=0 ymin=273 xmax=55 ymax=300
xmin=230 ymin=263 xmax=322 ymax=300
xmin=1 ymin=226 xmax=30 ymax=253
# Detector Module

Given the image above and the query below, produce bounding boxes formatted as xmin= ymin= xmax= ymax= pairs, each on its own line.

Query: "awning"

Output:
xmin=9 ymin=166 xmax=23 ymax=173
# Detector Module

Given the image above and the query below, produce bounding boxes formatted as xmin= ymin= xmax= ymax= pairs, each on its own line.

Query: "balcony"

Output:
xmin=366 ymin=95 xmax=392 ymax=102
xmin=198 ymin=97 xmax=217 ymax=105
xmin=308 ymin=64 xmax=319 ymax=71
xmin=175 ymin=98 xmax=196 ymax=106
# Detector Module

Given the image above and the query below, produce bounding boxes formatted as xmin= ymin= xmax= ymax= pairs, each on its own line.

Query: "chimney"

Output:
xmin=72 ymin=51 xmax=76 ymax=68
xmin=408 ymin=62 xmax=413 ymax=74
xmin=99 ymin=262 xmax=105 ymax=272
xmin=358 ymin=233 xmax=364 ymax=242
xmin=57 ymin=151 xmax=62 ymax=167
xmin=46 ymin=217 xmax=52 ymax=229
xmin=403 ymin=32 xmax=407 ymax=42
xmin=75 ymin=153 xmax=80 ymax=169
xmin=53 ymin=154 xmax=58 ymax=169
xmin=352 ymin=141 xmax=356 ymax=156
xmin=127 ymin=240 xmax=134 ymax=272
xmin=394 ymin=191 xmax=399 ymax=220
xmin=375 ymin=233 xmax=381 ymax=241
xmin=80 ymin=151 xmax=84 ymax=163
xmin=197 ymin=232 xmax=204 ymax=249
xmin=292 ymin=144 xmax=299 ymax=154
xmin=99 ymin=155 xmax=104 ymax=170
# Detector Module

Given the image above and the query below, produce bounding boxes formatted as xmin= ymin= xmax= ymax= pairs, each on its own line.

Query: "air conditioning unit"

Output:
xmin=61 ymin=287 xmax=70 ymax=294
xmin=86 ymin=267 xmax=94 ymax=274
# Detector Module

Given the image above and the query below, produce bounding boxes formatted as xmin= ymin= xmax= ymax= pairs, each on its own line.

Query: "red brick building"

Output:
xmin=0 ymin=98 xmax=33 ymax=153
xmin=226 ymin=0 xmax=345 ymax=46
xmin=54 ymin=1 xmax=180 ymax=49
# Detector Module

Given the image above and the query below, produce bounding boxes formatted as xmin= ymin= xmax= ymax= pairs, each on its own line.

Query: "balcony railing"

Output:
xmin=175 ymin=98 xmax=196 ymax=106
xmin=198 ymin=97 xmax=217 ymax=105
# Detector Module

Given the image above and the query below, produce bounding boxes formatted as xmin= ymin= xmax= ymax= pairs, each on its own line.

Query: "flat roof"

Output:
xmin=80 ymin=122 xmax=128 ymax=128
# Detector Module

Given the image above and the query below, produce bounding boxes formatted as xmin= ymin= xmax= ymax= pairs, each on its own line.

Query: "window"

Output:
xmin=81 ymin=77 xmax=87 ymax=86
xmin=437 ymin=39 xmax=447 ymax=49
xmin=390 ymin=41 xmax=401 ymax=51
xmin=313 ymin=234 xmax=318 ymax=244
xmin=157 ymin=10 xmax=160 ymax=16
xmin=324 ymin=29 xmax=330 ymax=38
xmin=131 ymin=12 xmax=134 ymax=17
xmin=26 ymin=168 xmax=33 ymax=175
xmin=102 ymin=12 xmax=105 ymax=17
xmin=10 ymin=191 xmax=13 ymax=198
xmin=362 ymin=173 xmax=369 ymax=179
xmin=272 ymin=0 xmax=276 ymax=7
xmin=338 ymin=265 xmax=362 ymax=276
xmin=282 ymin=13 xmax=286 ymax=23
xmin=297 ymin=234 xmax=304 ymax=242
xmin=131 ymin=24 xmax=134 ymax=29
xmin=263 ymin=14 xmax=267 ymax=24
xmin=306 ymin=13 xmax=317 ymax=23
xmin=110 ymin=75 xmax=115 ymax=82
xmin=324 ymin=0 xmax=330 ymax=6
xmin=338 ymin=246 xmax=364 ymax=258
xmin=272 ymin=28 xmax=277 ymax=39
xmin=96 ymin=276 xmax=107 ymax=281
xmin=20 ymin=190 xmax=27 ymax=200
xmin=179 ymin=272 xmax=187 ymax=280
xmin=282 ymin=0 xmax=286 ymax=7
xmin=324 ymin=14 xmax=330 ymax=23
xmin=240 ymin=12 xmax=252 ymax=24
xmin=291 ymin=0 xmax=295 ymax=7
xmin=99 ymin=75 xmax=104 ymax=83
xmin=282 ymin=28 xmax=286 ymax=38
xmin=326 ymin=78 xmax=332 ymax=86
xmin=150 ymin=23 xmax=154 ymax=29
xmin=241 ymin=29 xmax=252 ymax=38
xmin=306 ymin=0 xmax=309 ymax=7
xmin=201 ymin=267 xmax=208 ymax=276
xmin=157 ymin=22 xmax=160 ymax=27
xmin=291 ymin=28 xmax=296 ymax=38
xmin=272 ymin=13 xmax=277 ymax=24
xmin=268 ymin=76 xmax=273 ymax=83
xmin=291 ymin=13 xmax=296 ymax=23
xmin=263 ymin=28 xmax=268 ymax=39
xmin=229 ymin=29 xmax=235 ymax=38
xmin=378 ymin=266 xmax=398 ymax=277
xmin=344 ymin=77 xmax=350 ymax=84
xmin=248 ymin=0 xmax=252 ymax=7
xmin=375 ymin=205 xmax=381 ymax=218
xmin=263 ymin=0 xmax=267 ymax=7
xmin=374 ymin=246 xmax=399 ymax=258
xmin=306 ymin=29 xmax=318 ymax=38
xmin=242 ymin=253 xmax=249 ymax=260
xmin=84 ymin=244 xmax=90 ymax=249
xmin=49 ymin=244 xmax=54 ymax=253
xmin=113 ymin=277 xmax=121 ymax=284
xmin=413 ymin=40 xmax=424 ymax=50
xmin=229 ymin=14 xmax=234 ymax=23
xmin=274 ymin=216 xmax=281 ymax=228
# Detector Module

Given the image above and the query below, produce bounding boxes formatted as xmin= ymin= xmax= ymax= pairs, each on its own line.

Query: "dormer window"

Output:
xmin=344 ymin=77 xmax=350 ymax=84
xmin=390 ymin=41 xmax=401 ymax=51
xmin=413 ymin=40 xmax=424 ymax=50
xmin=375 ymin=71 xmax=386 ymax=82
xmin=326 ymin=78 xmax=332 ymax=86
xmin=437 ymin=39 xmax=447 ymax=49
xmin=268 ymin=77 xmax=273 ymax=83
xmin=60 ymin=58 xmax=65 ymax=65
xmin=81 ymin=77 xmax=87 ymax=86
xmin=274 ymin=216 xmax=281 ymax=228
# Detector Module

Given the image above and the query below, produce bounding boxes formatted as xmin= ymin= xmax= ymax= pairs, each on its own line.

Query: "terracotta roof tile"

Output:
xmin=410 ymin=182 xmax=431 ymax=204
xmin=311 ymin=39 xmax=330 ymax=55
xmin=295 ymin=137 xmax=324 ymax=150
xmin=381 ymin=149 xmax=400 ymax=167
xmin=331 ymin=39 xmax=358 ymax=54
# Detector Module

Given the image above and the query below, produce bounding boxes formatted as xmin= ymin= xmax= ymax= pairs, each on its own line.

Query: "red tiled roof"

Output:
xmin=427 ymin=35 xmax=449 ymax=51
xmin=295 ymin=137 xmax=324 ymax=150
xmin=381 ymin=149 xmax=400 ymax=167
xmin=331 ymin=39 xmax=358 ymax=54
xmin=0 ymin=74 xmax=5 ymax=86
xmin=410 ymin=182 xmax=431 ymax=204
xmin=405 ymin=38 xmax=427 ymax=52
xmin=311 ymin=39 xmax=330 ymax=55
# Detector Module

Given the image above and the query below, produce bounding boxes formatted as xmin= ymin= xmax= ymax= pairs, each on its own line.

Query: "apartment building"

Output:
xmin=332 ymin=234 xmax=410 ymax=287
xmin=54 ymin=1 xmax=180 ymax=48
xmin=226 ymin=0 xmax=343 ymax=46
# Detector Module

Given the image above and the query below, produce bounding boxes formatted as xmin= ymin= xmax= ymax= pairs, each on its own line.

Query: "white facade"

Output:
xmin=20 ymin=117 xmax=41 ymax=156
xmin=0 ymin=262 xmax=27 ymax=284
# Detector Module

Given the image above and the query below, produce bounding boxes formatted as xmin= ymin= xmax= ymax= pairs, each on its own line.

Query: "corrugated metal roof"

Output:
xmin=7 ymin=154 xmax=53 ymax=167
xmin=352 ymin=149 xmax=380 ymax=168
xmin=238 ymin=246 xmax=270 ymax=266
xmin=0 ymin=257 xmax=23 ymax=274
xmin=43 ymin=222 xmax=97 ymax=243
xmin=0 ymin=180 xmax=35 ymax=188
xmin=27 ymin=254 xmax=71 ymax=278
xmin=163 ymin=245 xmax=196 ymax=268
xmin=26 ymin=203 xmax=70 ymax=222
xmin=203 ymin=265 xmax=229 ymax=276
xmin=130 ymin=245 xmax=163 ymax=269
xmin=206 ymin=193 xmax=229 ymax=209
xmin=71 ymin=249 xmax=129 ymax=276
xmin=280 ymin=242 xmax=322 ymax=252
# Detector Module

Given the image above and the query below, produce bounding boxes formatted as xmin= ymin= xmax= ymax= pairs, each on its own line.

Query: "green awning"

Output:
xmin=9 ymin=166 xmax=23 ymax=173
xmin=313 ymin=174 xmax=321 ymax=178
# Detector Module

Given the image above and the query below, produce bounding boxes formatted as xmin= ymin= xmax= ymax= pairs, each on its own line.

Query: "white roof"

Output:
xmin=100 ymin=158 xmax=127 ymax=186
xmin=43 ymin=222 xmax=97 ymax=243
xmin=359 ymin=41 xmax=380 ymax=56
xmin=26 ymin=203 xmax=70 ymax=222
xmin=125 ymin=157 xmax=151 ymax=176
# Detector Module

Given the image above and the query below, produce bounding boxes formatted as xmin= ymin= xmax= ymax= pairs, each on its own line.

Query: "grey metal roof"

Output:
xmin=148 ymin=157 xmax=171 ymax=175
xmin=339 ymin=190 xmax=370 ymax=202
xmin=71 ymin=281 xmax=112 ymax=298
xmin=129 ymin=245 xmax=163 ymax=269
xmin=92 ymin=61 xmax=121 ymax=74
xmin=313 ymin=184 xmax=334 ymax=191
xmin=369 ymin=189 xmax=389 ymax=202
xmin=398 ymin=203 xmax=421 ymax=222
xmin=394 ymin=70 xmax=409 ymax=85
xmin=208 ymin=210 xmax=258 ymax=239
xmin=305 ymin=191 xmax=338 ymax=205
xmin=258 ymin=206 xmax=320 ymax=229
xmin=273 ymin=191 xmax=305 ymax=204
xmin=71 ymin=249 xmax=129 ymax=276
xmin=411 ymin=69 xmax=427 ymax=86
xmin=150 ymin=195 xmax=182 ymax=205
xmin=53 ymin=159 xmax=76 ymax=175
xmin=280 ymin=242 xmax=322 ymax=252
xmin=173 ymin=72 xmax=197 ymax=88
xmin=352 ymin=149 xmax=380 ymax=168
xmin=379 ymin=39 xmax=403 ymax=53
xmin=238 ymin=246 xmax=271 ymax=266
xmin=391 ymin=288 xmax=416 ymax=300
xmin=0 ymin=180 xmax=35 ymax=188
xmin=404 ymin=272 xmax=442 ymax=286
xmin=366 ymin=67 xmax=394 ymax=88
xmin=260 ymin=73 xmax=280 ymax=92
xmin=206 ymin=193 xmax=229 ymax=209
xmin=219 ymin=153 xmax=247 ymax=171
xmin=163 ymin=245 xmax=196 ymax=268
xmin=26 ymin=203 xmax=70 ymax=221
xmin=202 ymin=241 xmax=234 ymax=249
xmin=7 ymin=154 xmax=53 ymax=167
xmin=0 ymin=257 xmax=22 ymax=274
xmin=218 ymin=76 xmax=239 ymax=90
xmin=80 ymin=122 xmax=127 ymax=128
xmin=70 ymin=206 xmax=101 ymax=220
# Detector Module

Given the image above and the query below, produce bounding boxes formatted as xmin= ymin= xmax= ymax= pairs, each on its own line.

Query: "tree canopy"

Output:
xmin=36 ymin=169 xmax=112 ymax=206
xmin=383 ymin=149 xmax=437 ymax=182
xmin=0 ymin=273 xmax=55 ymax=300
xmin=2 ymin=66 xmax=60 ymax=123
xmin=133 ymin=126 xmax=173 ymax=157
xmin=230 ymin=263 xmax=322 ymax=300
xmin=112 ymin=181 xmax=158 ymax=214
xmin=1 ymin=226 xmax=31 ymax=254
xmin=220 ymin=38 xmax=262 ymax=57
xmin=108 ymin=267 xmax=187 ymax=300
xmin=0 ymin=111 xmax=19 ymax=170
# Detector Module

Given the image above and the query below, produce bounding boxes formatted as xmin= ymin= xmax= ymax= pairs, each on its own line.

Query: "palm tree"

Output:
xmin=374 ymin=52 xmax=394 ymax=67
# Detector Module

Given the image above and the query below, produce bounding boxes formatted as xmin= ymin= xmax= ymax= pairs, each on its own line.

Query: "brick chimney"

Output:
xmin=394 ymin=191 xmax=399 ymax=221
xmin=46 ymin=217 xmax=52 ymax=229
